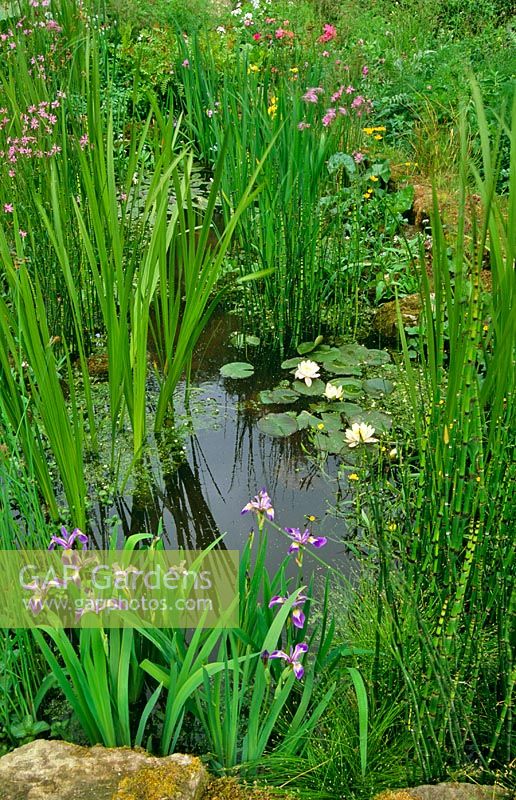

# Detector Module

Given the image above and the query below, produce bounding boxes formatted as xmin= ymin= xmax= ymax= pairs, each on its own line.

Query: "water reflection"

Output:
xmin=92 ymin=313 xmax=351 ymax=575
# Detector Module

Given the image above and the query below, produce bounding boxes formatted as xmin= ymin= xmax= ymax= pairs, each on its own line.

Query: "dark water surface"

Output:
xmin=91 ymin=313 xmax=352 ymax=576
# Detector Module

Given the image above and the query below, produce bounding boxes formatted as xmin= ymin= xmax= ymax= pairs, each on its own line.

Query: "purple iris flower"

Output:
xmin=268 ymin=642 xmax=309 ymax=679
xmin=269 ymin=593 xmax=308 ymax=628
xmin=241 ymin=488 xmax=275 ymax=520
xmin=48 ymin=526 xmax=89 ymax=551
xmin=285 ymin=527 xmax=327 ymax=554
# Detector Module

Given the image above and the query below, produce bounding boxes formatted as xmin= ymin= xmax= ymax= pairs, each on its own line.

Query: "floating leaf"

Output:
xmin=230 ymin=333 xmax=261 ymax=348
xmin=297 ymin=335 xmax=324 ymax=355
xmin=257 ymin=413 xmax=298 ymax=438
xmin=326 ymin=378 xmax=363 ymax=399
xmin=362 ymin=378 xmax=394 ymax=397
xmin=310 ymin=401 xmax=363 ymax=416
xmin=292 ymin=379 xmax=326 ymax=396
xmin=219 ymin=362 xmax=255 ymax=379
xmin=314 ymin=431 xmax=349 ymax=455
xmin=350 ymin=410 xmax=393 ymax=432
xmin=362 ymin=349 xmax=391 ymax=366
xmin=310 ymin=347 xmax=345 ymax=363
xmin=296 ymin=411 xmax=323 ymax=430
xmin=325 ymin=360 xmax=363 ymax=376
xmin=259 ymin=388 xmax=299 ymax=405
xmin=320 ymin=413 xmax=343 ymax=433
xmin=281 ymin=356 xmax=303 ymax=369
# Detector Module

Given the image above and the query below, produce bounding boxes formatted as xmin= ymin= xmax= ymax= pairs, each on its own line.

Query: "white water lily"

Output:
xmin=323 ymin=382 xmax=344 ymax=401
xmin=345 ymin=422 xmax=378 ymax=448
xmin=294 ymin=360 xmax=320 ymax=387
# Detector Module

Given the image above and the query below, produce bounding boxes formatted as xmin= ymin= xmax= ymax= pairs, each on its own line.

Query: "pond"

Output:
xmin=90 ymin=312 xmax=353 ymax=577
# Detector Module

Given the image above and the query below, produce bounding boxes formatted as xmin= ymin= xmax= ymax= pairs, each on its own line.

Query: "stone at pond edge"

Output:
xmin=374 ymin=784 xmax=511 ymax=800
xmin=0 ymin=739 xmax=208 ymax=800
xmin=374 ymin=294 xmax=423 ymax=339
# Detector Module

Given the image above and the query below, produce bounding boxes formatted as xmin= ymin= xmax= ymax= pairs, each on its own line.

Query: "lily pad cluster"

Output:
xmin=220 ymin=338 xmax=395 ymax=456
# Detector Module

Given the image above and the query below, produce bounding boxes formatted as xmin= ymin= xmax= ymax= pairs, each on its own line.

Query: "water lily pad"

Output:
xmin=220 ymin=362 xmax=255 ymax=379
xmin=320 ymin=413 xmax=343 ymax=433
xmin=326 ymin=378 xmax=363 ymax=399
xmin=259 ymin=388 xmax=299 ymax=405
xmin=362 ymin=349 xmax=391 ymax=366
xmin=296 ymin=411 xmax=323 ymax=430
xmin=350 ymin=410 xmax=393 ymax=432
xmin=362 ymin=378 xmax=394 ymax=397
xmin=308 ymin=347 xmax=342 ymax=363
xmin=309 ymin=401 xmax=363 ymax=416
xmin=297 ymin=335 xmax=324 ymax=355
xmin=257 ymin=413 xmax=298 ymax=437
xmin=292 ymin=379 xmax=326 ymax=396
xmin=325 ymin=360 xmax=363 ymax=376
xmin=230 ymin=333 xmax=261 ymax=348
xmin=314 ymin=431 xmax=349 ymax=455
xmin=338 ymin=343 xmax=370 ymax=364
xmin=281 ymin=356 xmax=303 ymax=369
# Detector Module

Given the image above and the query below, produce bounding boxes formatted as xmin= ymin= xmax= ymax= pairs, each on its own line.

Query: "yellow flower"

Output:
xmin=374 ymin=126 xmax=386 ymax=131
xmin=348 ymin=473 xmax=359 ymax=481
xmin=363 ymin=126 xmax=375 ymax=135
xmin=374 ymin=134 xmax=383 ymax=140
xmin=370 ymin=175 xmax=379 ymax=182
xmin=307 ymin=514 xmax=316 ymax=522
xmin=267 ymin=95 xmax=278 ymax=117
xmin=248 ymin=64 xmax=260 ymax=73
xmin=317 ymin=423 xmax=325 ymax=430
xmin=387 ymin=522 xmax=397 ymax=531
xmin=289 ymin=67 xmax=299 ymax=73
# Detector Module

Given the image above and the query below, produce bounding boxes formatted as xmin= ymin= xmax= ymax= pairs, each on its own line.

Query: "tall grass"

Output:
xmin=176 ymin=35 xmax=371 ymax=354
xmin=369 ymin=84 xmax=515 ymax=777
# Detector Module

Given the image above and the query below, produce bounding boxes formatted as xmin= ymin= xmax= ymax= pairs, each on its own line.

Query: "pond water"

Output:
xmin=90 ymin=312 xmax=353 ymax=577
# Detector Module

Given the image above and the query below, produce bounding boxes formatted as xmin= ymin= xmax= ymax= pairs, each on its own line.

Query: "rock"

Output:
xmin=374 ymin=294 xmax=423 ymax=339
xmin=375 ymin=783 xmax=512 ymax=800
xmin=0 ymin=739 xmax=208 ymax=800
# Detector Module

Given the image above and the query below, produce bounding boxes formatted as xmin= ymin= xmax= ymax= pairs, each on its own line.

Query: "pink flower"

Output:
xmin=318 ymin=23 xmax=337 ymax=43
xmin=244 ymin=17 xmax=253 ymax=26
xmin=362 ymin=65 xmax=369 ymax=76
xmin=297 ymin=121 xmax=311 ymax=130
xmin=322 ymin=108 xmax=337 ymax=127
xmin=265 ymin=17 xmax=276 ymax=23
xmin=351 ymin=95 xmax=365 ymax=108
xmin=182 ymin=59 xmax=190 ymax=68
xmin=322 ymin=50 xmax=330 ymax=57
xmin=4 ymin=203 xmax=13 ymax=213
xmin=19 ymin=229 xmax=27 ymax=238
xmin=353 ymin=151 xmax=365 ymax=163
xmin=275 ymin=28 xmax=286 ymax=38
xmin=253 ymin=32 xmax=261 ymax=40
xmin=79 ymin=133 xmax=88 ymax=149
xmin=302 ymin=87 xmax=323 ymax=103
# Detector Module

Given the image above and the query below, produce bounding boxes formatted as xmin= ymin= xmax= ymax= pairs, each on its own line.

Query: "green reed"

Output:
xmin=176 ymin=34 xmax=368 ymax=354
xmin=366 ymin=84 xmax=515 ymax=777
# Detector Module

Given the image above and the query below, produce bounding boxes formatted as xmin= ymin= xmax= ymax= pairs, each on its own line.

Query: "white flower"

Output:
xmin=294 ymin=360 xmax=320 ymax=387
xmin=389 ymin=447 xmax=398 ymax=459
xmin=216 ymin=25 xmax=226 ymax=33
xmin=324 ymin=382 xmax=344 ymax=401
xmin=345 ymin=422 xmax=378 ymax=448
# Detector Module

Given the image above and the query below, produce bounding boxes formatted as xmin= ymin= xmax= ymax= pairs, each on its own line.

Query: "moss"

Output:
xmin=112 ymin=759 xmax=204 ymax=800
xmin=202 ymin=777 xmax=295 ymax=800
xmin=374 ymin=792 xmax=418 ymax=800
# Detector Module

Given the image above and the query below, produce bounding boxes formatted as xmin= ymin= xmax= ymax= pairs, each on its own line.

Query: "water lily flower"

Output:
xmin=294 ymin=360 xmax=320 ymax=386
xmin=48 ymin=526 xmax=88 ymax=551
xmin=241 ymin=488 xmax=274 ymax=520
xmin=269 ymin=592 xmax=308 ymax=628
xmin=324 ymin=382 xmax=343 ymax=400
xmin=345 ymin=422 xmax=378 ymax=448
xmin=268 ymin=642 xmax=308 ymax=679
